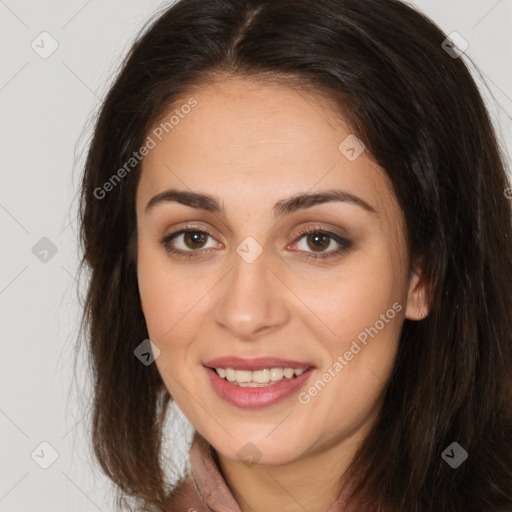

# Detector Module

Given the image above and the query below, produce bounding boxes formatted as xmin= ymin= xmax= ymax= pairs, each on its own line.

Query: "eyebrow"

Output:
xmin=145 ymin=188 xmax=378 ymax=218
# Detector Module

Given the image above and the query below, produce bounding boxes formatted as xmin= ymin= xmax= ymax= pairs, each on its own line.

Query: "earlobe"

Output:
xmin=404 ymin=266 xmax=430 ymax=321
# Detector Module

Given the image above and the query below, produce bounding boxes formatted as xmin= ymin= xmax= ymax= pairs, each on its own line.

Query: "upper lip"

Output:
xmin=203 ymin=356 xmax=315 ymax=371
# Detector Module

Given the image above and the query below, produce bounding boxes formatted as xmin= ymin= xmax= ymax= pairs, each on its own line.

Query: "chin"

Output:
xmin=208 ymin=430 xmax=307 ymax=466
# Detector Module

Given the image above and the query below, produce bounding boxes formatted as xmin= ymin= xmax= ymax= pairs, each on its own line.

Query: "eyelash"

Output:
xmin=160 ymin=224 xmax=352 ymax=262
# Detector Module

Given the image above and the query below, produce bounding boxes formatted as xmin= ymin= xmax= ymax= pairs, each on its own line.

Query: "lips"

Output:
xmin=203 ymin=356 xmax=315 ymax=371
xmin=203 ymin=356 xmax=316 ymax=408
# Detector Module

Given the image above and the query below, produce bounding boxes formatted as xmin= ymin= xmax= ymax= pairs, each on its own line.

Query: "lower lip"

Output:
xmin=204 ymin=366 xmax=315 ymax=409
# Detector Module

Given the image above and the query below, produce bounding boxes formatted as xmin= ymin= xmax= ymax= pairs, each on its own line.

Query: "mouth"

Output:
xmin=209 ymin=366 xmax=310 ymax=387
xmin=203 ymin=356 xmax=316 ymax=408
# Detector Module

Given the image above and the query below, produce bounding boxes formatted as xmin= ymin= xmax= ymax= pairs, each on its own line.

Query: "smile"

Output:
xmin=214 ymin=367 xmax=307 ymax=387
xmin=204 ymin=365 xmax=315 ymax=408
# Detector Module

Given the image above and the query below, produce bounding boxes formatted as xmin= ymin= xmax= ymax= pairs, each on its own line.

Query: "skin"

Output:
xmin=135 ymin=76 xmax=429 ymax=512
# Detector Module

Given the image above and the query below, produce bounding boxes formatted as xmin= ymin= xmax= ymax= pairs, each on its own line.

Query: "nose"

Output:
xmin=213 ymin=249 xmax=290 ymax=341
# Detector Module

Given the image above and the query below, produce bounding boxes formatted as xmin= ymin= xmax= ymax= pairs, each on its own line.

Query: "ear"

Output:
xmin=404 ymin=261 xmax=430 ymax=321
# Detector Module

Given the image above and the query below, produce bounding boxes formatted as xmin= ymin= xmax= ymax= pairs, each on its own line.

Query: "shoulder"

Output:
xmin=167 ymin=474 xmax=211 ymax=512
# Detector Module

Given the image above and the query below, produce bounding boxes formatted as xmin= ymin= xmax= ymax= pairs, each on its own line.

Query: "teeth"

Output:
xmin=270 ymin=368 xmax=284 ymax=381
xmin=234 ymin=370 xmax=252 ymax=383
xmin=215 ymin=366 xmax=309 ymax=386
xmin=283 ymin=368 xmax=294 ymax=378
xmin=253 ymin=369 xmax=270 ymax=383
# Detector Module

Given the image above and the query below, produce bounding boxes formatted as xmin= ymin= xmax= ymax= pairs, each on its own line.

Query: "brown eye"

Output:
xmin=292 ymin=227 xmax=353 ymax=262
xmin=305 ymin=232 xmax=331 ymax=252
xmin=161 ymin=226 xmax=352 ymax=261
xmin=183 ymin=231 xmax=208 ymax=249
xmin=161 ymin=228 xmax=221 ymax=257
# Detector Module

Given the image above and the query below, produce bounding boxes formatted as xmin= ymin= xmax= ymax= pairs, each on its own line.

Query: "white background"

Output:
xmin=1 ymin=1 xmax=511 ymax=510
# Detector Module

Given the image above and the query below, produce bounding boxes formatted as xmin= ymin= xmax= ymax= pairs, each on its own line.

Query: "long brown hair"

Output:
xmin=77 ymin=0 xmax=512 ymax=510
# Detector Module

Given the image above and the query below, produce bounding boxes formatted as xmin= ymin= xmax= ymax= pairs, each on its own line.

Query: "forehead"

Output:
xmin=137 ymin=77 xmax=398 ymax=222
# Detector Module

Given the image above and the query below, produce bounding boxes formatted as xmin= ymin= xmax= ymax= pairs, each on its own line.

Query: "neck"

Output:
xmin=215 ymin=432 xmax=365 ymax=512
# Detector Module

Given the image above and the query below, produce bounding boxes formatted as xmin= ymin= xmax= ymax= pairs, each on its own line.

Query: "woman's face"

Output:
xmin=135 ymin=77 xmax=427 ymax=465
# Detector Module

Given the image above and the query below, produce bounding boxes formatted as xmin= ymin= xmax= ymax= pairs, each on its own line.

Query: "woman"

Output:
xmin=77 ymin=0 xmax=512 ymax=510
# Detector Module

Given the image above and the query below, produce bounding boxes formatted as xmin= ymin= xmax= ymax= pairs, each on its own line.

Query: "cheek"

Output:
xmin=137 ymin=242 xmax=189 ymax=341
xmin=297 ymin=243 xmax=402 ymax=351
xmin=136 ymin=240 xmax=217 ymax=356
xmin=299 ymin=245 xmax=404 ymax=413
